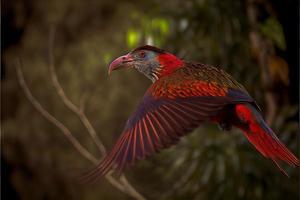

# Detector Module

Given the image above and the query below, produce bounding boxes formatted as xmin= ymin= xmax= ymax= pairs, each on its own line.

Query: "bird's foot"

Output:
xmin=219 ymin=121 xmax=232 ymax=132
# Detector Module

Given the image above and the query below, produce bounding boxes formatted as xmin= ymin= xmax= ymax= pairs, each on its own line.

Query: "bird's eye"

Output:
xmin=139 ymin=51 xmax=146 ymax=58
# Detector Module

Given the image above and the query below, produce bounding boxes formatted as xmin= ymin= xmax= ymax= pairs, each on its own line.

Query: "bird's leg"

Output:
xmin=218 ymin=121 xmax=232 ymax=131
xmin=215 ymin=105 xmax=234 ymax=132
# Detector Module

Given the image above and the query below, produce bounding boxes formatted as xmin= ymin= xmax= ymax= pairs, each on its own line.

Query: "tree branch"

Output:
xmin=47 ymin=28 xmax=106 ymax=155
xmin=79 ymin=94 xmax=87 ymax=113
xmin=15 ymin=60 xmax=97 ymax=164
xmin=47 ymin=27 xmax=146 ymax=199
xmin=17 ymin=26 xmax=147 ymax=199
xmin=15 ymin=59 xmax=146 ymax=200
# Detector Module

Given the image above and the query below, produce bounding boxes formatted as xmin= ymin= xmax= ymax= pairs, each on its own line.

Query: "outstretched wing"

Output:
xmin=82 ymin=64 xmax=255 ymax=182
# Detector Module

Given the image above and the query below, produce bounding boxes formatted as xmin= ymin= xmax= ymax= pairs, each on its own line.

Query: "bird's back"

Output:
xmin=150 ymin=61 xmax=251 ymax=101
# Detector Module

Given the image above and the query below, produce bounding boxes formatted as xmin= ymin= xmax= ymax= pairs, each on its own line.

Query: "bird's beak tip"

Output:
xmin=108 ymin=53 xmax=133 ymax=75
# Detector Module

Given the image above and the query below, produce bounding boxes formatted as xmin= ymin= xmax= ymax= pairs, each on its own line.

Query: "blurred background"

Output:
xmin=1 ymin=0 xmax=299 ymax=199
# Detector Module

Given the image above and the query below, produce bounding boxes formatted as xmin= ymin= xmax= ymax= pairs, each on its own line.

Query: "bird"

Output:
xmin=83 ymin=45 xmax=299 ymax=182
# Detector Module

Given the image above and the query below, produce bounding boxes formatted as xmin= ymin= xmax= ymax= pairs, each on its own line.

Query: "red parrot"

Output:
xmin=84 ymin=45 xmax=299 ymax=181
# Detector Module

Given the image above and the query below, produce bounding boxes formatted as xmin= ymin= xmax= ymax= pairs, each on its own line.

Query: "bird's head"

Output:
xmin=108 ymin=45 xmax=183 ymax=82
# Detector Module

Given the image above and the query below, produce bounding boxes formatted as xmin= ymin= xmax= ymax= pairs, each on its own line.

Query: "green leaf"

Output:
xmin=260 ymin=17 xmax=286 ymax=50
xmin=126 ymin=29 xmax=140 ymax=48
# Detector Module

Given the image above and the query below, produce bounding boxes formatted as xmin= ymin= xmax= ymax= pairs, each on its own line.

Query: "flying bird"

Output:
xmin=83 ymin=45 xmax=299 ymax=181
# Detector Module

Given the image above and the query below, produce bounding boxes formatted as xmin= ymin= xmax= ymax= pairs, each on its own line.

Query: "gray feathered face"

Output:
xmin=130 ymin=49 xmax=161 ymax=82
xmin=108 ymin=45 xmax=166 ymax=82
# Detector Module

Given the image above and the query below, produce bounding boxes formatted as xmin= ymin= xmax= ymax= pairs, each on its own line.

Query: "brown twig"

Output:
xmin=79 ymin=94 xmax=87 ymax=113
xmin=15 ymin=59 xmax=146 ymax=200
xmin=15 ymin=60 xmax=97 ymax=164
xmin=47 ymin=27 xmax=146 ymax=199
xmin=47 ymin=28 xmax=106 ymax=155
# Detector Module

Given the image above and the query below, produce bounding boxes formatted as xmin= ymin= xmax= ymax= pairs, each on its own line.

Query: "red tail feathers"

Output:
xmin=234 ymin=103 xmax=299 ymax=175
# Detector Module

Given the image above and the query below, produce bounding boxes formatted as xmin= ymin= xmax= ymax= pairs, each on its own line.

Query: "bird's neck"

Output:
xmin=135 ymin=53 xmax=183 ymax=83
xmin=156 ymin=53 xmax=183 ymax=79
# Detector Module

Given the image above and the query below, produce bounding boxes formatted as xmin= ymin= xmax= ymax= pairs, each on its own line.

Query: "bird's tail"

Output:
xmin=233 ymin=103 xmax=299 ymax=175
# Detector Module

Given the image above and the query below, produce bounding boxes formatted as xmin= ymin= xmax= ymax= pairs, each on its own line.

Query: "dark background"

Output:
xmin=2 ymin=0 xmax=299 ymax=199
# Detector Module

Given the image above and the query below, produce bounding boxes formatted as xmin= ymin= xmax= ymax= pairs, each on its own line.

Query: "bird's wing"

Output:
xmin=82 ymin=64 xmax=254 ymax=182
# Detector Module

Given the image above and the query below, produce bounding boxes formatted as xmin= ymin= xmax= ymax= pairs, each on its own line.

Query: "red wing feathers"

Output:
xmin=81 ymin=96 xmax=252 ymax=182
xmin=81 ymin=59 xmax=298 ymax=182
xmin=81 ymin=71 xmax=255 ymax=182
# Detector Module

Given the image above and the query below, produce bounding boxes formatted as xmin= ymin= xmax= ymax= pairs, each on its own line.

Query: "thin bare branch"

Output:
xmin=16 ymin=33 xmax=147 ymax=199
xmin=119 ymin=175 xmax=146 ymax=200
xmin=15 ymin=59 xmax=132 ymax=196
xmin=79 ymin=94 xmax=87 ymax=113
xmin=15 ymin=59 xmax=98 ymax=164
xmin=47 ymin=28 xmax=106 ymax=154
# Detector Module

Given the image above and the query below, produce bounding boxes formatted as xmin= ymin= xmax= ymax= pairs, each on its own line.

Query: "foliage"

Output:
xmin=260 ymin=17 xmax=286 ymax=50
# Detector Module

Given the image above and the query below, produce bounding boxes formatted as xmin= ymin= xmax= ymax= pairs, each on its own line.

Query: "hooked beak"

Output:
xmin=108 ymin=53 xmax=134 ymax=75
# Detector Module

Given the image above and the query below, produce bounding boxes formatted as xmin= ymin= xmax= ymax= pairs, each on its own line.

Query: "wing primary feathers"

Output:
xmin=80 ymin=132 xmax=128 ymax=183
xmin=138 ymin=121 xmax=146 ymax=159
xmin=152 ymin=110 xmax=177 ymax=140
xmin=159 ymin=106 xmax=185 ymax=136
xmin=145 ymin=114 xmax=163 ymax=148
xmin=98 ymin=133 xmax=131 ymax=179
xmin=138 ymin=120 xmax=153 ymax=158
xmin=148 ymin=112 xmax=172 ymax=147
xmin=155 ymin=109 xmax=177 ymax=137
xmin=154 ymin=108 xmax=179 ymax=141
xmin=161 ymin=104 xmax=190 ymax=129
xmin=272 ymin=158 xmax=289 ymax=177
xmin=132 ymin=124 xmax=138 ymax=163
xmin=164 ymin=103 xmax=201 ymax=133
xmin=142 ymin=118 xmax=156 ymax=154
xmin=115 ymin=130 xmax=134 ymax=175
